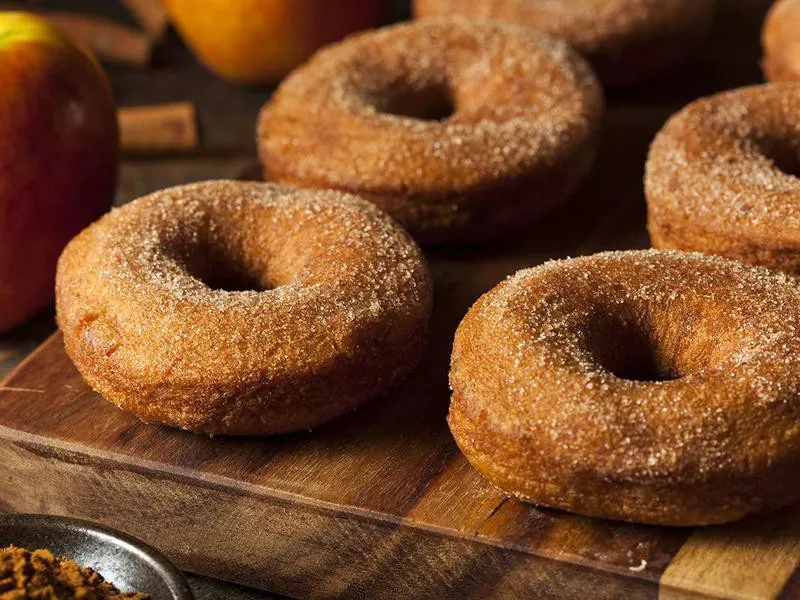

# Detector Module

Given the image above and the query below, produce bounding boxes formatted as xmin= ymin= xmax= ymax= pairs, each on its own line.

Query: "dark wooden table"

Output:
xmin=0 ymin=0 xmax=777 ymax=598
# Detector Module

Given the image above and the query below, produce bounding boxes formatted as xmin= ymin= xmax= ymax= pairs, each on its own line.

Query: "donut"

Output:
xmin=413 ymin=0 xmax=716 ymax=87
xmin=645 ymin=84 xmax=800 ymax=274
xmin=449 ymin=250 xmax=800 ymax=526
xmin=55 ymin=181 xmax=433 ymax=436
xmin=762 ymin=0 xmax=800 ymax=82
xmin=258 ymin=19 xmax=604 ymax=245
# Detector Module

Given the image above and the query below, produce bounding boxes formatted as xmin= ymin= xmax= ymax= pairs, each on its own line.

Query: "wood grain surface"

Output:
xmin=0 ymin=0 xmax=797 ymax=598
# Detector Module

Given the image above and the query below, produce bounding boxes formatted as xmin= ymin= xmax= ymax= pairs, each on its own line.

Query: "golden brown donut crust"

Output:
xmin=413 ymin=0 xmax=716 ymax=86
xmin=762 ymin=0 xmax=800 ymax=82
xmin=258 ymin=19 xmax=604 ymax=245
xmin=645 ymin=84 xmax=800 ymax=274
xmin=56 ymin=181 xmax=432 ymax=436
xmin=449 ymin=250 xmax=800 ymax=526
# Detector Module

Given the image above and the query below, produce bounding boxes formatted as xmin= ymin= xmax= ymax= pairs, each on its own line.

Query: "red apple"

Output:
xmin=0 ymin=12 xmax=118 ymax=332
xmin=162 ymin=0 xmax=382 ymax=85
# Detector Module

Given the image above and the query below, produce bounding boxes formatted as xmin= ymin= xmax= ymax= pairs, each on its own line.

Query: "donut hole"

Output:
xmin=760 ymin=139 xmax=800 ymax=178
xmin=372 ymin=81 xmax=454 ymax=121
xmin=770 ymin=150 xmax=800 ymax=178
xmin=582 ymin=305 xmax=744 ymax=383
xmin=194 ymin=262 xmax=266 ymax=292
xmin=585 ymin=315 xmax=681 ymax=382
xmin=179 ymin=242 xmax=273 ymax=292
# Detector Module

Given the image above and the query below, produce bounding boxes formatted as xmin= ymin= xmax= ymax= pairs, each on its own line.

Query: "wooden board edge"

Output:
xmin=0 ymin=435 xmax=663 ymax=599
xmin=0 ymin=331 xmax=667 ymax=587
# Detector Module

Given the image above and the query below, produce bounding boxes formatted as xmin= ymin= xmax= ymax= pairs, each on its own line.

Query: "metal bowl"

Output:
xmin=0 ymin=513 xmax=194 ymax=599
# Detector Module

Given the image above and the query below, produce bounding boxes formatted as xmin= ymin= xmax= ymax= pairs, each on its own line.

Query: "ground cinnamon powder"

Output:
xmin=0 ymin=546 xmax=149 ymax=599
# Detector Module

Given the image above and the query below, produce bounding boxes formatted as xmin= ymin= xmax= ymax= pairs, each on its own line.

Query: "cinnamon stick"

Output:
xmin=44 ymin=12 xmax=152 ymax=67
xmin=121 ymin=0 xmax=169 ymax=40
xmin=118 ymin=102 xmax=199 ymax=154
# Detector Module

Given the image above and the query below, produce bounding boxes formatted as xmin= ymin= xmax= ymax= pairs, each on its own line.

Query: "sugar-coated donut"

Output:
xmin=762 ymin=0 xmax=800 ymax=82
xmin=645 ymin=84 xmax=800 ymax=274
xmin=449 ymin=250 xmax=800 ymax=526
xmin=413 ymin=0 xmax=716 ymax=87
xmin=258 ymin=19 xmax=604 ymax=245
xmin=56 ymin=181 xmax=433 ymax=436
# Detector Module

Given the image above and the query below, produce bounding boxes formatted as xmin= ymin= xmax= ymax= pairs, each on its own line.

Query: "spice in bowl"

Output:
xmin=0 ymin=546 xmax=150 ymax=599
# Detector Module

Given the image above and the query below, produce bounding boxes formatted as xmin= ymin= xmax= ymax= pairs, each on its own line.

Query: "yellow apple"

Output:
xmin=163 ymin=0 xmax=381 ymax=85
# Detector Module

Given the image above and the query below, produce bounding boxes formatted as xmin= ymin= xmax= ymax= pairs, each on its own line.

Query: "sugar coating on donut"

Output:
xmin=646 ymin=84 xmax=800 ymax=271
xmin=449 ymin=249 xmax=800 ymax=524
xmin=259 ymin=19 xmax=603 ymax=242
xmin=417 ymin=0 xmax=711 ymax=52
xmin=262 ymin=19 xmax=600 ymax=186
xmin=56 ymin=181 xmax=433 ymax=435
xmin=413 ymin=0 xmax=716 ymax=85
xmin=101 ymin=181 xmax=426 ymax=311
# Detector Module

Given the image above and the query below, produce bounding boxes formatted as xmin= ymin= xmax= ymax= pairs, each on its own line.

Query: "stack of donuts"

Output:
xmin=55 ymin=0 xmax=800 ymax=527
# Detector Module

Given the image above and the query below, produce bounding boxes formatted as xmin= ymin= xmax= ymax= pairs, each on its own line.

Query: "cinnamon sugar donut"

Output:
xmin=762 ymin=0 xmax=800 ymax=82
xmin=449 ymin=250 xmax=800 ymax=525
xmin=645 ymin=84 xmax=800 ymax=274
xmin=56 ymin=181 xmax=432 ymax=435
xmin=258 ymin=19 xmax=603 ymax=244
xmin=413 ymin=0 xmax=716 ymax=86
